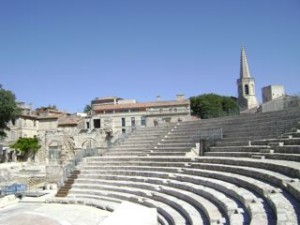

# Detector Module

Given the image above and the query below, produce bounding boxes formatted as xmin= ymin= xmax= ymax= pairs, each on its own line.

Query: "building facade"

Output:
xmin=87 ymin=95 xmax=191 ymax=134
xmin=262 ymin=85 xmax=285 ymax=103
xmin=0 ymin=102 xmax=38 ymax=146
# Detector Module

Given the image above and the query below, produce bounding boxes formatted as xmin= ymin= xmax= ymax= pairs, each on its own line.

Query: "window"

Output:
xmin=86 ymin=122 xmax=90 ymax=129
xmin=122 ymin=128 xmax=126 ymax=134
xmin=93 ymin=119 xmax=101 ymax=128
xmin=244 ymin=84 xmax=249 ymax=95
xmin=163 ymin=118 xmax=171 ymax=123
xmin=121 ymin=118 xmax=126 ymax=127
xmin=131 ymin=117 xmax=135 ymax=127
xmin=141 ymin=116 xmax=146 ymax=126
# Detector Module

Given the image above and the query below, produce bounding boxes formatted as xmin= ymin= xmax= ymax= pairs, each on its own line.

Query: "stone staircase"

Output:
xmin=105 ymin=124 xmax=174 ymax=157
xmin=51 ymin=108 xmax=300 ymax=225
xmin=55 ymin=170 xmax=80 ymax=197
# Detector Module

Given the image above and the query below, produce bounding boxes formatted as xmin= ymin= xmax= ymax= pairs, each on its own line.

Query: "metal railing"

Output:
xmin=188 ymin=128 xmax=223 ymax=143
xmin=46 ymin=147 xmax=103 ymax=187
xmin=107 ymin=126 xmax=137 ymax=149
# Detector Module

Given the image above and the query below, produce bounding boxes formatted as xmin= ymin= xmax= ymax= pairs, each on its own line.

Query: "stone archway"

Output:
xmin=81 ymin=138 xmax=98 ymax=149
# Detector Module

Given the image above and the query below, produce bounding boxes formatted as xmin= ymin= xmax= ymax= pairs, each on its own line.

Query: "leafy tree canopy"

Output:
xmin=0 ymin=85 xmax=20 ymax=137
xmin=10 ymin=137 xmax=40 ymax=160
xmin=83 ymin=104 xmax=92 ymax=113
xmin=190 ymin=93 xmax=239 ymax=119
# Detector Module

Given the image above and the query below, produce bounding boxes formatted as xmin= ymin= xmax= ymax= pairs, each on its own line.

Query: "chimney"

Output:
xmin=176 ymin=94 xmax=185 ymax=101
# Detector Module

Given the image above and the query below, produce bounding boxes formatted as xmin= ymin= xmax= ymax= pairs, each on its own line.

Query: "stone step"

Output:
xmin=273 ymin=145 xmax=300 ymax=154
xmin=253 ymin=138 xmax=300 ymax=146
xmin=49 ymin=195 xmax=120 ymax=212
xmin=77 ymin=167 xmax=279 ymax=224
xmin=209 ymin=146 xmax=269 ymax=153
xmin=79 ymin=159 xmax=300 ymax=202
xmin=69 ymin=188 xmax=188 ymax=225
xmin=75 ymin=178 xmax=227 ymax=225
xmin=147 ymin=152 xmax=187 ymax=156
xmin=78 ymin=172 xmax=267 ymax=225
xmin=74 ymin=176 xmax=241 ymax=224
xmin=204 ymin=152 xmax=300 ymax=162
xmin=72 ymin=181 xmax=217 ymax=225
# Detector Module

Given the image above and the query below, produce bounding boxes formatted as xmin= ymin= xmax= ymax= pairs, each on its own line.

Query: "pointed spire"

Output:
xmin=240 ymin=47 xmax=251 ymax=78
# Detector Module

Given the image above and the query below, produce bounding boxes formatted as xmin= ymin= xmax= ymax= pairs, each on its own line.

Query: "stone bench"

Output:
xmin=81 ymin=172 xmax=268 ymax=225
xmin=65 ymin=194 xmax=169 ymax=225
xmin=83 ymin=156 xmax=193 ymax=163
xmin=79 ymin=155 xmax=300 ymax=224
xmin=75 ymin=178 xmax=225 ymax=225
xmin=78 ymin=169 xmax=246 ymax=224
xmin=189 ymin=162 xmax=295 ymax=190
xmin=206 ymin=150 xmax=300 ymax=162
xmin=194 ymin=157 xmax=300 ymax=179
xmin=79 ymin=164 xmax=297 ymax=225
xmin=156 ymin=143 xmax=195 ymax=148
xmin=48 ymin=195 xmax=120 ymax=211
xmin=182 ymin=168 xmax=298 ymax=225
xmin=71 ymin=183 xmax=203 ymax=225
xmin=105 ymin=152 xmax=148 ymax=157
xmin=154 ymin=146 xmax=191 ymax=151
xmin=147 ymin=152 xmax=187 ymax=157
xmin=69 ymin=188 xmax=187 ymax=225
xmin=273 ymin=145 xmax=300 ymax=154
xmin=209 ymin=146 xmax=269 ymax=153
xmin=111 ymin=145 xmax=151 ymax=150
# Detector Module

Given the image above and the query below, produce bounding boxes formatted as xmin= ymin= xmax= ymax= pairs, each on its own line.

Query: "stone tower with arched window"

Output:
xmin=237 ymin=47 xmax=259 ymax=111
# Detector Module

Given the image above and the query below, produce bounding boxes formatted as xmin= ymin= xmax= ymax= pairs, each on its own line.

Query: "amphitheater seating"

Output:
xmin=53 ymin=108 xmax=300 ymax=225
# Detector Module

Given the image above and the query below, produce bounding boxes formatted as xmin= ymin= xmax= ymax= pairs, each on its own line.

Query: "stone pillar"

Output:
xmin=1 ymin=150 xmax=7 ymax=163
xmin=12 ymin=150 xmax=17 ymax=162
xmin=199 ymin=140 xmax=207 ymax=156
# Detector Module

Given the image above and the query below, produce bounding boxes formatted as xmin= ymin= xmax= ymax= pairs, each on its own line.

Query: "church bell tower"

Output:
xmin=237 ymin=47 xmax=259 ymax=111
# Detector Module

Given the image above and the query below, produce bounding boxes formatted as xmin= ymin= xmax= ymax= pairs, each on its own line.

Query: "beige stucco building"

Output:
xmin=0 ymin=102 xmax=38 ymax=146
xmin=262 ymin=85 xmax=285 ymax=103
xmin=86 ymin=95 xmax=191 ymax=134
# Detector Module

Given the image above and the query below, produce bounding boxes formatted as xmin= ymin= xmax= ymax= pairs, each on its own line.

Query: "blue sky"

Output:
xmin=1 ymin=0 xmax=299 ymax=113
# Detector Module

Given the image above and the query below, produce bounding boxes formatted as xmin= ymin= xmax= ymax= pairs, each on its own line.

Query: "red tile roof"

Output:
xmin=93 ymin=100 xmax=190 ymax=111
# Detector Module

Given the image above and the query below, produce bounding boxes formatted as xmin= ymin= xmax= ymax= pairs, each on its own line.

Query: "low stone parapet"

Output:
xmin=100 ymin=201 xmax=157 ymax=225
xmin=0 ymin=194 xmax=19 ymax=208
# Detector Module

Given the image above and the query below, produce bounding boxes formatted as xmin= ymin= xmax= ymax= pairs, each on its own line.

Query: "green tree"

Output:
xmin=0 ymin=85 xmax=20 ymax=137
xmin=83 ymin=104 xmax=92 ymax=114
xmin=190 ymin=93 xmax=239 ymax=119
xmin=10 ymin=137 xmax=40 ymax=161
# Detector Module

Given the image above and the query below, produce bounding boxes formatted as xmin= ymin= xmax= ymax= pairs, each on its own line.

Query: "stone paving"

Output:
xmin=0 ymin=202 xmax=110 ymax=225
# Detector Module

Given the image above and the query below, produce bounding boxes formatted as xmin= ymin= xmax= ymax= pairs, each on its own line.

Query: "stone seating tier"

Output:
xmin=205 ymin=152 xmax=300 ymax=162
xmin=83 ymin=164 xmax=297 ymax=224
xmin=77 ymin=164 xmax=274 ymax=224
xmin=76 ymin=172 xmax=268 ymax=224
xmin=70 ymin=182 xmax=206 ymax=225
xmin=54 ymin=108 xmax=300 ymax=225
xmin=77 ymin=158 xmax=300 ymax=224
xmin=70 ymin=188 xmax=187 ymax=225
